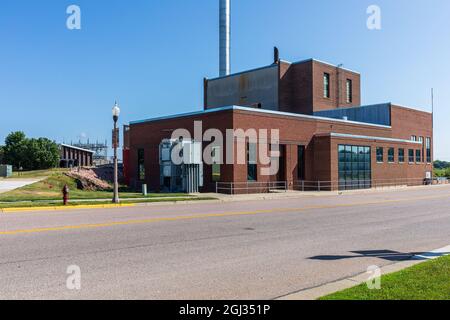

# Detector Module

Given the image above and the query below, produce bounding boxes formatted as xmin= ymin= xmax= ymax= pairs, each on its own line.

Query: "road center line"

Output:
xmin=0 ymin=193 xmax=449 ymax=236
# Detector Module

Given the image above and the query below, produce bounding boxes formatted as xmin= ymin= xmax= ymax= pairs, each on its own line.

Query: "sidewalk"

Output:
xmin=0 ymin=179 xmax=43 ymax=194
xmin=204 ymin=184 xmax=450 ymax=202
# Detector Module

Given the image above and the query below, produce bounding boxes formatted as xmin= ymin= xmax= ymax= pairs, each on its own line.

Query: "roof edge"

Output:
xmin=130 ymin=105 xmax=392 ymax=129
xmin=60 ymin=144 xmax=95 ymax=154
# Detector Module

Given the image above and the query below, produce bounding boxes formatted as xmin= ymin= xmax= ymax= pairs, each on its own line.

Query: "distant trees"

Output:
xmin=0 ymin=145 xmax=4 ymax=164
xmin=2 ymin=131 xmax=60 ymax=170
xmin=434 ymin=160 xmax=450 ymax=178
xmin=434 ymin=160 xmax=450 ymax=170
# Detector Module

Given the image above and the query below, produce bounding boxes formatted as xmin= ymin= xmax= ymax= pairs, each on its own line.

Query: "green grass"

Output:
xmin=0 ymin=172 xmax=195 ymax=204
xmin=3 ymin=168 xmax=68 ymax=179
xmin=320 ymin=255 xmax=450 ymax=300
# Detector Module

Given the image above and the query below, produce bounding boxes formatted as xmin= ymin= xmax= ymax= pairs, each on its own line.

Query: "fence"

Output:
xmin=216 ymin=181 xmax=288 ymax=195
xmin=294 ymin=178 xmax=447 ymax=192
xmin=216 ymin=178 xmax=448 ymax=194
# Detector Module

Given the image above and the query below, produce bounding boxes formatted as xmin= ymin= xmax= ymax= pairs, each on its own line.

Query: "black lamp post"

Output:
xmin=112 ymin=102 xmax=121 ymax=204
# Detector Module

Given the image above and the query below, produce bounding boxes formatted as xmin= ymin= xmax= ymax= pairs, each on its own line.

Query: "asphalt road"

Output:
xmin=0 ymin=186 xmax=449 ymax=300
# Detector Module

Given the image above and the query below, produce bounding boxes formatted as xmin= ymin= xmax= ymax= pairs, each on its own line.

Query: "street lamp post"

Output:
xmin=112 ymin=102 xmax=121 ymax=204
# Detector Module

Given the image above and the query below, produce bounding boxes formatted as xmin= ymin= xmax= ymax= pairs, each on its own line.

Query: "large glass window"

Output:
xmin=376 ymin=147 xmax=384 ymax=163
xmin=247 ymin=143 xmax=257 ymax=181
xmin=138 ymin=149 xmax=145 ymax=181
xmin=338 ymin=145 xmax=371 ymax=191
xmin=426 ymin=138 xmax=431 ymax=163
xmin=416 ymin=150 xmax=421 ymax=163
xmin=398 ymin=148 xmax=405 ymax=163
xmin=388 ymin=148 xmax=395 ymax=163
xmin=323 ymin=73 xmax=330 ymax=98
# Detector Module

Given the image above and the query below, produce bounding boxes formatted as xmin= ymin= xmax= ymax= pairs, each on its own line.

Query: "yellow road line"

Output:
xmin=0 ymin=194 xmax=449 ymax=236
xmin=0 ymin=203 xmax=135 ymax=213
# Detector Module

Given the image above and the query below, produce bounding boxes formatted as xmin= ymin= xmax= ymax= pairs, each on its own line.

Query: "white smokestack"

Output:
xmin=219 ymin=0 xmax=231 ymax=76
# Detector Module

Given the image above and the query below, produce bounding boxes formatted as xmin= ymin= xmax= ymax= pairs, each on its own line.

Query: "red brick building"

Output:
xmin=123 ymin=58 xmax=433 ymax=193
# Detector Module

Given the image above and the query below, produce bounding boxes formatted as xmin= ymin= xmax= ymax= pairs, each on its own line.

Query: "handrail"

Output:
xmin=216 ymin=178 xmax=448 ymax=194
xmin=216 ymin=181 xmax=288 ymax=194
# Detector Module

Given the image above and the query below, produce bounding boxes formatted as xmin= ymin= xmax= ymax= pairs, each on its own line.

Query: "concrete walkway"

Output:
xmin=202 ymin=184 xmax=450 ymax=202
xmin=0 ymin=179 xmax=41 ymax=194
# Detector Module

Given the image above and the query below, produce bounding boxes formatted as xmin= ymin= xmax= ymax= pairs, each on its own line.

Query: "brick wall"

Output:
xmin=312 ymin=60 xmax=361 ymax=112
xmin=126 ymin=106 xmax=432 ymax=193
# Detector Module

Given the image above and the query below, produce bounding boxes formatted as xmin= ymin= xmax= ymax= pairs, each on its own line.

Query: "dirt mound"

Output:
xmin=65 ymin=168 xmax=112 ymax=191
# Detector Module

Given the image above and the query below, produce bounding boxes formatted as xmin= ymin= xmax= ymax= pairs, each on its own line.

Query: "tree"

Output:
xmin=3 ymin=132 xmax=60 ymax=170
xmin=25 ymin=138 xmax=60 ymax=170
xmin=434 ymin=160 xmax=450 ymax=170
xmin=0 ymin=145 xmax=5 ymax=164
xmin=3 ymin=131 xmax=28 ymax=169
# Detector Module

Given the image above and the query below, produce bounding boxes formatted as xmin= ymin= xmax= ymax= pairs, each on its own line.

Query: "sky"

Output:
xmin=0 ymin=0 xmax=449 ymax=160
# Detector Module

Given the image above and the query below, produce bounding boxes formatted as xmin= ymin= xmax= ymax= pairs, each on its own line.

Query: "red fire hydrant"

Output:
xmin=62 ymin=184 xmax=70 ymax=206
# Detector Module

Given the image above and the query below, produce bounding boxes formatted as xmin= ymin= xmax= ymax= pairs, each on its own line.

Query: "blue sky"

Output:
xmin=0 ymin=0 xmax=449 ymax=160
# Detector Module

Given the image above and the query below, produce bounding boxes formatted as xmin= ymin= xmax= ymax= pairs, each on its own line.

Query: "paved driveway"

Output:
xmin=0 ymin=179 xmax=40 ymax=194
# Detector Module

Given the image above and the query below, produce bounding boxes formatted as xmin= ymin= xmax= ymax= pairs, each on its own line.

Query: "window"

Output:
xmin=398 ymin=148 xmax=405 ymax=163
xmin=297 ymin=145 xmax=305 ymax=180
xmin=346 ymin=79 xmax=353 ymax=103
xmin=426 ymin=138 xmax=432 ymax=163
xmin=247 ymin=142 xmax=257 ymax=181
xmin=416 ymin=150 xmax=421 ymax=163
xmin=323 ymin=73 xmax=330 ymax=98
xmin=419 ymin=137 xmax=424 ymax=162
xmin=138 ymin=149 xmax=145 ymax=181
xmin=388 ymin=148 xmax=395 ymax=163
xmin=411 ymin=136 xmax=417 ymax=142
xmin=376 ymin=147 xmax=384 ymax=163
xmin=408 ymin=149 xmax=414 ymax=163
xmin=211 ymin=146 xmax=221 ymax=182
xmin=338 ymin=145 xmax=371 ymax=190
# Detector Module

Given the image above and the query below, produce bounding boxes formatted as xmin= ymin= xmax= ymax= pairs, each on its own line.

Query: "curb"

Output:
xmin=0 ymin=203 xmax=136 ymax=213
xmin=276 ymin=245 xmax=450 ymax=300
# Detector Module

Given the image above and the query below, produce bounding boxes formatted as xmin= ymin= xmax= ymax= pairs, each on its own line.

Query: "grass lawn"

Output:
xmin=320 ymin=255 xmax=450 ymax=300
xmin=0 ymin=171 xmax=199 ymax=204
xmin=3 ymin=168 xmax=68 ymax=179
